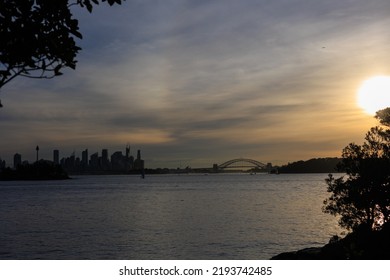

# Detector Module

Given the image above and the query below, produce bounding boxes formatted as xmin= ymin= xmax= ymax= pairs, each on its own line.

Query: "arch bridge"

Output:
xmin=217 ymin=158 xmax=268 ymax=170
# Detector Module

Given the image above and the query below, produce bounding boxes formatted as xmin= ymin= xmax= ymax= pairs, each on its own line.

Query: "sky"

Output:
xmin=1 ymin=0 xmax=390 ymax=168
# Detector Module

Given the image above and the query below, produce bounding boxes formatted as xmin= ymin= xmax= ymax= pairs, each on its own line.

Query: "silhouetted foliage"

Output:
xmin=323 ymin=108 xmax=390 ymax=231
xmin=0 ymin=0 xmax=124 ymax=106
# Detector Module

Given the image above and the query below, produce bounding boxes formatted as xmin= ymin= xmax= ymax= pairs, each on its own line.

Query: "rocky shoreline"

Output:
xmin=272 ymin=225 xmax=390 ymax=260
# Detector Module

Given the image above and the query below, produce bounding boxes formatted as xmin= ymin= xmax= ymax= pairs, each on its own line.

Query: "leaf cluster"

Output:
xmin=77 ymin=0 xmax=123 ymax=12
xmin=0 ymin=0 xmax=124 ymax=89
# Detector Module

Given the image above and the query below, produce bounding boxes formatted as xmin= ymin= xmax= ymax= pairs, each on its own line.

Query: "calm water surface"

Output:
xmin=0 ymin=173 xmax=340 ymax=259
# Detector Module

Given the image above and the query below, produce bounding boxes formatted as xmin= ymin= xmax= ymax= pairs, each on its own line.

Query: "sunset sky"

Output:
xmin=1 ymin=0 xmax=390 ymax=168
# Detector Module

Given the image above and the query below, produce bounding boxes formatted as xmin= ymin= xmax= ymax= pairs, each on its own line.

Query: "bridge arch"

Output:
xmin=218 ymin=158 xmax=267 ymax=169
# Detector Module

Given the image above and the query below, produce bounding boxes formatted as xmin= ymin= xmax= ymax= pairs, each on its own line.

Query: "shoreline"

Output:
xmin=271 ymin=225 xmax=390 ymax=260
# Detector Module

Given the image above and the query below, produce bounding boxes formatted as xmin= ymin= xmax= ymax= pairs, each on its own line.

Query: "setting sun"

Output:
xmin=357 ymin=76 xmax=390 ymax=115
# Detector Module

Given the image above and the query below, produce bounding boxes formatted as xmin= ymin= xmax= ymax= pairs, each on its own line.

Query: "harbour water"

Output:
xmin=0 ymin=173 xmax=340 ymax=259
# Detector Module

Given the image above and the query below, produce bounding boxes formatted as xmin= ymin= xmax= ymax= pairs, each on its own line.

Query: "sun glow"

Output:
xmin=357 ymin=76 xmax=390 ymax=115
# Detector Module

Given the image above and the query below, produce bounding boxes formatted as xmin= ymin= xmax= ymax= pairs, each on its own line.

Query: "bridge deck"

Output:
xmin=218 ymin=158 xmax=268 ymax=169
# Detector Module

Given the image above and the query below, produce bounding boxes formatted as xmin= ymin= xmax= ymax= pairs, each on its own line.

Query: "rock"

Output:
xmin=271 ymin=224 xmax=390 ymax=260
xmin=271 ymin=247 xmax=323 ymax=260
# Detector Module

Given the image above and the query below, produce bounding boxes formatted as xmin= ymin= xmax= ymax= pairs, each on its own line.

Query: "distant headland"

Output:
xmin=276 ymin=157 xmax=342 ymax=173
xmin=0 ymin=160 xmax=69 ymax=181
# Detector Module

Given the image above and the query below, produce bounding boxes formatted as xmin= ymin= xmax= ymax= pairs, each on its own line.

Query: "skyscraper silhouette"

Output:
xmin=53 ymin=150 xmax=59 ymax=165
xmin=36 ymin=146 xmax=39 ymax=162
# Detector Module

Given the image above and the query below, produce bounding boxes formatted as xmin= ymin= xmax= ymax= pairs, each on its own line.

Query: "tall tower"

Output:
xmin=53 ymin=150 xmax=59 ymax=165
xmin=126 ymin=144 xmax=130 ymax=158
xmin=35 ymin=145 xmax=39 ymax=162
xmin=102 ymin=149 xmax=109 ymax=170
xmin=82 ymin=149 xmax=88 ymax=167
xmin=134 ymin=149 xmax=144 ymax=170
xmin=13 ymin=153 xmax=22 ymax=169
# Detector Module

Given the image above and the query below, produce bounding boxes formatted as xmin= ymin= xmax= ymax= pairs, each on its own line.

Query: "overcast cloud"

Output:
xmin=1 ymin=0 xmax=389 ymax=167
